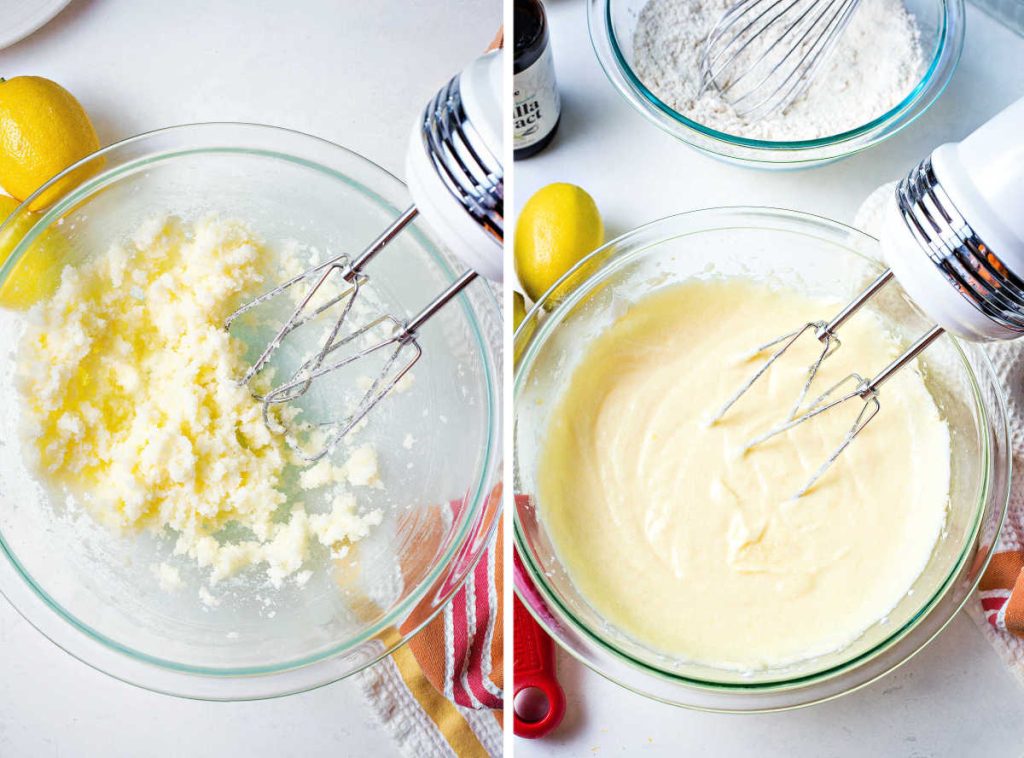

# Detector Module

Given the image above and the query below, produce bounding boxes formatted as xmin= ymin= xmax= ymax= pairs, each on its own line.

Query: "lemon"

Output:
xmin=0 ymin=76 xmax=100 ymax=211
xmin=0 ymin=194 xmax=67 ymax=310
xmin=514 ymin=183 xmax=604 ymax=304
xmin=513 ymin=291 xmax=528 ymax=331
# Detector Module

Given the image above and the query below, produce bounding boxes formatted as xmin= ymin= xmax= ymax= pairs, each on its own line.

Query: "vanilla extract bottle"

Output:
xmin=513 ymin=0 xmax=561 ymax=159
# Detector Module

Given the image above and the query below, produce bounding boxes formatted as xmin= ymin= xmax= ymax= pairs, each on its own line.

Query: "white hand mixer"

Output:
xmin=715 ymin=97 xmax=1024 ymax=495
xmin=226 ymin=51 xmax=503 ymax=461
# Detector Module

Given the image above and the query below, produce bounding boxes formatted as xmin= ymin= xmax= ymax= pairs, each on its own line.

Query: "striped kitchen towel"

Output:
xmin=358 ymin=494 xmax=504 ymax=758
xmin=972 ymin=340 xmax=1024 ymax=680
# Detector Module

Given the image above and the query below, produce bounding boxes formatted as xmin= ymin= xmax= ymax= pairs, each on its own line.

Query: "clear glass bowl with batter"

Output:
xmin=588 ymin=0 xmax=965 ymax=167
xmin=513 ymin=207 xmax=1009 ymax=711
xmin=0 ymin=123 xmax=501 ymax=699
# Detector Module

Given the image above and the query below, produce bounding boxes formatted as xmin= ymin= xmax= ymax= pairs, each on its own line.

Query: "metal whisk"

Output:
xmin=698 ymin=0 xmax=862 ymax=121
xmin=226 ymin=54 xmax=503 ymax=462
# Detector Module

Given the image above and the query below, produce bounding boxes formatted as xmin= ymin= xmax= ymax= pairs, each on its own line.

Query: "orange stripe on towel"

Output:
xmin=1004 ymin=562 xmax=1024 ymax=638
xmin=980 ymin=550 xmax=1024 ymax=591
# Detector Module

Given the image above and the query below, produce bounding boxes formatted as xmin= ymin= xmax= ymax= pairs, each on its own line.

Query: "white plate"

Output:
xmin=0 ymin=0 xmax=71 ymax=51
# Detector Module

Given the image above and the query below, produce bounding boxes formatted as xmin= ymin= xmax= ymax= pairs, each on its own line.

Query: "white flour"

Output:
xmin=632 ymin=0 xmax=925 ymax=141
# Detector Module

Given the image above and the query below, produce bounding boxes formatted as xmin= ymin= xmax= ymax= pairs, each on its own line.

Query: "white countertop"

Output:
xmin=0 ymin=1 xmax=499 ymax=756
xmin=513 ymin=1 xmax=1024 ymax=756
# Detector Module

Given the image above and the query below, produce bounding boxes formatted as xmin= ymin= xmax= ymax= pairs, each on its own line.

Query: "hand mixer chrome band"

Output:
xmin=897 ymin=157 xmax=1024 ymax=335
xmin=226 ymin=69 xmax=503 ymax=462
xmin=422 ymin=73 xmax=504 ymax=246
xmin=712 ymin=163 xmax=1009 ymax=497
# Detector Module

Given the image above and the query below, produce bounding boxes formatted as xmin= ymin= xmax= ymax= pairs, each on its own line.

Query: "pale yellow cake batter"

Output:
xmin=538 ymin=279 xmax=950 ymax=669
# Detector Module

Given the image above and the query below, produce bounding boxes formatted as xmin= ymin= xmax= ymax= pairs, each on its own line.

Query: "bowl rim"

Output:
xmin=586 ymin=0 xmax=966 ymax=156
xmin=0 ymin=122 xmax=502 ymax=697
xmin=512 ymin=206 xmax=1009 ymax=706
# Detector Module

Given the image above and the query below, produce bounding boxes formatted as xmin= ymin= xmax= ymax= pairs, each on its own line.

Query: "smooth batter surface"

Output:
xmin=538 ymin=279 xmax=950 ymax=669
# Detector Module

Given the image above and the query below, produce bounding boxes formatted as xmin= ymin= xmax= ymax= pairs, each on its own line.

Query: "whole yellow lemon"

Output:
xmin=0 ymin=194 xmax=67 ymax=310
xmin=514 ymin=183 xmax=604 ymax=304
xmin=0 ymin=76 xmax=100 ymax=211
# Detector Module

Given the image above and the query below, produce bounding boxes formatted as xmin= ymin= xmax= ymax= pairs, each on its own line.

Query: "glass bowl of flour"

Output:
xmin=513 ymin=208 xmax=1008 ymax=710
xmin=588 ymin=0 xmax=965 ymax=167
xmin=0 ymin=124 xmax=502 ymax=699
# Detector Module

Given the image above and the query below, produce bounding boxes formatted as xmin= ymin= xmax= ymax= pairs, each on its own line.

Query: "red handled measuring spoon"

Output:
xmin=513 ymin=565 xmax=566 ymax=738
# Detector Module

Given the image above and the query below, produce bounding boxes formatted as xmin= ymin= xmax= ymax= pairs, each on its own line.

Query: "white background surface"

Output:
xmin=0 ymin=1 xmax=500 ymax=756
xmin=513 ymin=1 xmax=1024 ymax=756
xmin=5 ymin=0 xmax=1024 ymax=756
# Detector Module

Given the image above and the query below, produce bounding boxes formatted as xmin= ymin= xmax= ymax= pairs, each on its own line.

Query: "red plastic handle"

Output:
xmin=513 ymin=593 xmax=566 ymax=738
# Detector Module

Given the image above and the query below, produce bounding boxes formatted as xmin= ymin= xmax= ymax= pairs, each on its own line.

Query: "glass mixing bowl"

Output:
xmin=513 ymin=207 xmax=1008 ymax=711
xmin=588 ymin=0 xmax=965 ymax=167
xmin=0 ymin=123 xmax=501 ymax=699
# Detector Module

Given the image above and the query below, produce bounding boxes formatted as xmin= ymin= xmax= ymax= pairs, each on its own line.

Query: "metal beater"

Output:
xmin=714 ymin=97 xmax=1024 ymax=496
xmin=226 ymin=51 xmax=503 ymax=462
xmin=698 ymin=0 xmax=862 ymax=121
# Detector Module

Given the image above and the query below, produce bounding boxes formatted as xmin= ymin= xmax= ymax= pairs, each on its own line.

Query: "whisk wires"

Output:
xmin=698 ymin=0 xmax=862 ymax=121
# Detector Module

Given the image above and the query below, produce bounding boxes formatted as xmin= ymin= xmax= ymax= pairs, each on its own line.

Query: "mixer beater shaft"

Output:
xmin=226 ymin=206 xmax=421 ymax=389
xmin=226 ymin=50 xmax=504 ymax=464
xmin=713 ymin=268 xmax=945 ymax=497
xmin=224 ymin=204 xmax=484 ymax=463
xmin=715 ymin=98 xmax=1024 ymax=494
